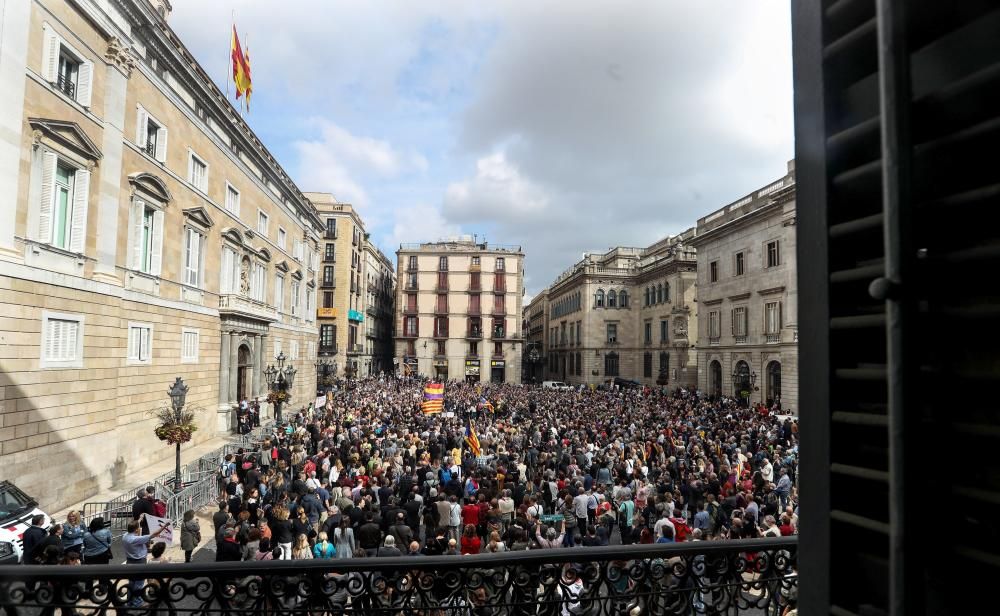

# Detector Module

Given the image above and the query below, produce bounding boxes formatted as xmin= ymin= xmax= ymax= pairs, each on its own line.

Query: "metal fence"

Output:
xmin=0 ymin=538 xmax=798 ymax=615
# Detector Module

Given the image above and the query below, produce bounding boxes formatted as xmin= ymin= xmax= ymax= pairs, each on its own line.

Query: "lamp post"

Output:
xmin=732 ymin=368 xmax=757 ymax=406
xmin=167 ymin=377 xmax=189 ymax=491
xmin=525 ymin=343 xmax=541 ymax=383
xmin=314 ymin=359 xmax=335 ymax=393
xmin=265 ymin=352 xmax=297 ymax=424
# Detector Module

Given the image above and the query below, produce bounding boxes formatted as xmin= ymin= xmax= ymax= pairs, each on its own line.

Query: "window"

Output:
xmin=437 ymin=341 xmax=446 ymax=356
xmin=709 ymin=311 xmax=721 ymax=340
xmin=645 ymin=287 xmax=651 ymax=306
xmin=406 ymin=341 xmax=416 ymax=356
xmin=183 ymin=227 xmax=204 ymax=287
xmin=644 ymin=323 xmax=652 ymax=344
xmin=472 ymin=256 xmax=480 ymax=266
xmin=732 ymin=306 xmax=748 ymax=339
xmin=494 ymin=341 xmax=503 ymax=355
xmin=294 ymin=240 xmax=304 ymax=261
xmin=128 ymin=200 xmax=163 ymax=275
xmin=607 ymin=323 xmax=617 ymax=343
xmin=660 ymin=352 xmax=669 ymax=377
xmin=576 ymin=352 xmax=582 ymax=376
xmin=273 ymin=338 xmax=282 ymax=359
xmin=493 ymin=294 xmax=505 ymax=313
xmin=604 ymin=352 xmax=619 ymax=377
xmin=275 ymin=274 xmax=285 ymax=312
xmin=595 ymin=289 xmax=605 ymax=308
xmin=437 ymin=271 xmax=448 ymax=290
xmin=40 ymin=312 xmax=83 ymax=368
xmin=439 ymin=256 xmax=448 ymax=271
xmin=492 ymin=319 xmax=505 ymax=338
xmin=325 ymin=218 xmax=337 ymax=238
xmin=257 ymin=210 xmax=269 ymax=236
xmin=290 ymin=340 xmax=299 ymax=360
xmin=766 ymin=240 xmax=780 ymax=267
xmin=660 ymin=319 xmax=668 ymax=343
xmin=250 ymin=262 xmax=266 ymax=302
xmin=765 ymin=301 xmax=782 ymax=334
xmin=644 ymin=353 xmax=653 ymax=378
xmin=408 ymin=255 xmax=418 ymax=270
xmin=620 ymin=291 xmax=628 ymax=308
xmin=277 ymin=228 xmax=287 ymax=250
xmin=290 ymin=281 xmax=300 ymax=316
xmin=404 ymin=316 xmax=418 ymax=337
xmin=407 ymin=272 xmax=417 ymax=289
xmin=569 ymin=353 xmax=574 ymax=375
xmin=320 ymin=325 xmax=336 ymax=350
xmin=436 ymin=294 xmax=448 ymax=313
xmin=735 ymin=251 xmax=745 ymax=276
xmin=325 ymin=244 xmax=335 ymax=261
xmin=664 ymin=283 xmax=670 ymax=303
xmin=219 ymin=246 xmax=240 ymax=293
xmin=657 ymin=284 xmax=663 ymax=303
xmin=323 ymin=291 xmax=333 ymax=308
xmin=469 ymin=341 xmax=478 ymax=356
xmin=188 ymin=151 xmax=208 ymax=191
xmin=39 ymin=156 xmax=90 ymax=252
xmin=434 ymin=317 xmax=448 ymax=338
xmin=42 ymin=25 xmax=93 ymax=107
xmin=181 ymin=329 xmax=199 ymax=363
xmin=577 ymin=320 xmax=582 ymax=345
xmin=135 ymin=106 xmax=168 ymax=162
xmin=495 ymin=257 xmax=505 ymax=271
xmin=127 ymin=323 xmax=153 ymax=364
xmin=607 ymin=290 xmax=617 ymax=308
xmin=710 ymin=261 xmax=719 ymax=283
xmin=323 ymin=266 xmax=335 ymax=285
xmin=305 ymin=289 xmax=314 ymax=321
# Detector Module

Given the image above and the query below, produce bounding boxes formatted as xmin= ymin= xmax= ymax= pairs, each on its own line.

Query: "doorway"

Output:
xmin=709 ymin=360 xmax=722 ymax=397
xmin=237 ymin=344 xmax=252 ymax=402
xmin=767 ymin=361 xmax=782 ymax=407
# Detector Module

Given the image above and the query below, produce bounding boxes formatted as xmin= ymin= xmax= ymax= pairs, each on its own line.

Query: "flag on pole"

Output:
xmin=421 ymin=382 xmax=444 ymax=415
xmin=231 ymin=25 xmax=252 ymax=104
xmin=465 ymin=418 xmax=481 ymax=456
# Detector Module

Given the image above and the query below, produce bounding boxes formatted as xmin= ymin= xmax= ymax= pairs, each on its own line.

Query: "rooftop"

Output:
xmin=398 ymin=237 xmax=522 ymax=254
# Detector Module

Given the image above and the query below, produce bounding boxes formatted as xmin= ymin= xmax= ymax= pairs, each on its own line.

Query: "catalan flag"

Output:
xmin=421 ymin=382 xmax=444 ymax=415
xmin=231 ymin=25 xmax=252 ymax=108
xmin=465 ymin=418 xmax=481 ymax=456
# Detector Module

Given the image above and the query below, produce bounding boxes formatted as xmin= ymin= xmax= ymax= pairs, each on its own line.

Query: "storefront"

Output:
xmin=490 ymin=360 xmax=506 ymax=383
xmin=434 ymin=360 xmax=449 ymax=381
xmin=465 ymin=360 xmax=480 ymax=383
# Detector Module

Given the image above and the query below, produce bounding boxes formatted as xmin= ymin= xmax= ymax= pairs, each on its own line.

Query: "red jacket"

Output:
xmin=462 ymin=504 xmax=480 ymax=527
xmin=670 ymin=517 xmax=691 ymax=542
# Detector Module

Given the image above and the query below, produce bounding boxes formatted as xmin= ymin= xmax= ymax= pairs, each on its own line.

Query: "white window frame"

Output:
xmin=224 ymin=182 xmax=241 ymax=216
xmin=257 ymin=210 xmax=269 ymax=237
xmin=732 ymin=306 xmax=748 ymax=338
xmin=290 ymin=281 xmax=300 ymax=317
xmin=183 ymin=225 xmax=205 ymax=288
xmin=135 ymin=105 xmax=168 ymax=163
xmin=126 ymin=321 xmax=154 ymax=365
xmin=305 ymin=288 xmax=315 ymax=322
xmin=127 ymin=199 xmax=164 ymax=276
xmin=274 ymin=338 xmax=283 ymax=360
xmin=290 ymin=340 xmax=299 ymax=361
xmin=41 ymin=24 xmax=93 ymax=108
xmin=765 ymin=240 xmax=781 ymax=268
xmin=40 ymin=311 xmax=84 ymax=369
xmin=765 ymin=301 xmax=783 ymax=335
xmin=35 ymin=151 xmax=90 ymax=254
xmin=274 ymin=273 xmax=285 ymax=312
xmin=219 ymin=245 xmax=240 ymax=294
xmin=709 ymin=311 xmax=721 ymax=340
xmin=181 ymin=328 xmax=200 ymax=363
xmin=277 ymin=227 xmax=287 ymax=250
xmin=187 ymin=150 xmax=209 ymax=192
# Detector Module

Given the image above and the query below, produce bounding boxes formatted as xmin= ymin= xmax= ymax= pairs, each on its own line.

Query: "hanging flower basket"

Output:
xmin=154 ymin=409 xmax=197 ymax=445
xmin=266 ymin=390 xmax=289 ymax=405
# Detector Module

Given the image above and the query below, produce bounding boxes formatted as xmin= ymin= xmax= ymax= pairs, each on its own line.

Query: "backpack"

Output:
xmin=440 ymin=468 xmax=452 ymax=484
xmin=220 ymin=461 xmax=234 ymax=481
xmin=152 ymin=499 xmax=167 ymax=518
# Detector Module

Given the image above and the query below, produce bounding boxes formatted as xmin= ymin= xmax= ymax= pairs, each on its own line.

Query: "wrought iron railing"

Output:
xmin=56 ymin=73 xmax=76 ymax=98
xmin=0 ymin=538 xmax=797 ymax=615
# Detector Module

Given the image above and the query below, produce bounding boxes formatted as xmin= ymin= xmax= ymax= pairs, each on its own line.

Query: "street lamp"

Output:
xmin=265 ymin=351 xmax=296 ymax=424
xmin=315 ymin=359 xmax=335 ymax=393
xmin=167 ymin=377 xmax=188 ymax=491
xmin=732 ymin=368 xmax=757 ymax=406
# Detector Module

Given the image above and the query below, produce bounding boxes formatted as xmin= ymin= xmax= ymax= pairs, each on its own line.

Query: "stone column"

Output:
xmin=228 ymin=332 xmax=239 ymax=405
xmin=218 ymin=331 xmax=231 ymax=405
xmin=92 ymin=39 xmax=134 ymax=284
xmin=0 ymin=0 xmax=32 ymax=261
xmin=254 ymin=333 xmax=265 ymax=397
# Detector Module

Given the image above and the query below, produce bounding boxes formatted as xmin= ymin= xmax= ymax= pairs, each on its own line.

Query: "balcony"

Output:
xmin=467 ymin=306 xmax=481 ymax=316
xmin=318 ymin=344 xmax=338 ymax=355
xmin=433 ymin=329 xmax=449 ymax=339
xmin=324 ymin=230 xmax=337 ymax=239
xmin=467 ymin=328 xmax=483 ymax=339
xmin=435 ymin=283 xmax=449 ymax=292
xmin=404 ymin=282 xmax=418 ymax=291
xmin=218 ymin=294 xmax=277 ymax=322
xmin=492 ymin=330 xmax=506 ymax=340
xmin=468 ymin=281 xmax=481 ymax=292
xmin=470 ymin=262 xmax=481 ymax=271
xmin=57 ymin=73 xmax=76 ymax=98
xmin=346 ymin=343 xmax=363 ymax=355
xmin=403 ymin=305 xmax=418 ymax=315
xmin=321 ymin=280 xmax=336 ymax=289
xmin=492 ymin=308 xmax=507 ymax=316
xmin=710 ymin=336 xmax=721 ymax=346
xmin=766 ymin=332 xmax=781 ymax=344
xmin=323 ymin=255 xmax=336 ymax=263
xmin=494 ymin=282 xmax=507 ymax=293
xmin=316 ymin=307 xmax=337 ymax=319
xmin=366 ymin=305 xmax=377 ymax=317
xmin=144 ymin=140 xmax=156 ymax=158
xmin=434 ymin=305 xmax=449 ymax=315
xmin=0 ymin=538 xmax=797 ymax=614
xmin=735 ymin=335 xmax=748 ymax=345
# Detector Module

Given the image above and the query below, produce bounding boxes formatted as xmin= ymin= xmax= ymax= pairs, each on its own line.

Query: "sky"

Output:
xmin=169 ymin=0 xmax=794 ymax=295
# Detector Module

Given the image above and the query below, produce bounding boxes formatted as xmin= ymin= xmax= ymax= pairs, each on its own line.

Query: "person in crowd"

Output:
xmin=313 ymin=531 xmax=336 ymax=559
xmin=82 ymin=517 xmax=113 ymax=565
xmin=122 ymin=514 xmax=170 ymax=608
xmin=62 ymin=511 xmax=85 ymax=556
xmin=291 ymin=533 xmax=313 ymax=560
xmin=180 ymin=509 xmax=201 ymax=563
xmin=21 ymin=514 xmax=47 ymax=564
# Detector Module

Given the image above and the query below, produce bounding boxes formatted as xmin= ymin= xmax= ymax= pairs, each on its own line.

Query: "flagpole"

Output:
xmin=227 ymin=10 xmax=233 ymax=101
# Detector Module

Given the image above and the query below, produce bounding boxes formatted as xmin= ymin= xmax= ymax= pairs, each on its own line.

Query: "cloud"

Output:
xmin=387 ymin=203 xmax=461 ymax=249
xmin=443 ymin=152 xmax=550 ymax=223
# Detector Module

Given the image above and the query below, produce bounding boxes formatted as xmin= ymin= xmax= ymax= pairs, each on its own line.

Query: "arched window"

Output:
xmin=620 ymin=290 xmax=628 ymax=308
xmin=607 ymin=290 xmax=617 ymax=308
xmin=657 ymin=284 xmax=663 ymax=303
xmin=595 ymin=289 xmax=605 ymax=307
xmin=664 ymin=282 xmax=671 ymax=302
xmin=576 ymin=352 xmax=582 ymax=376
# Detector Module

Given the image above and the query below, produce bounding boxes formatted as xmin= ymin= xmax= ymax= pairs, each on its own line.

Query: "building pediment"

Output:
xmin=758 ymin=286 xmax=786 ymax=296
xmin=275 ymin=260 xmax=289 ymax=273
xmin=221 ymin=227 xmax=246 ymax=247
xmin=128 ymin=172 xmax=171 ymax=204
xmin=291 ymin=269 xmax=303 ymax=281
xmin=728 ymin=292 xmax=752 ymax=302
xmin=182 ymin=206 xmax=214 ymax=229
xmin=29 ymin=118 xmax=103 ymax=162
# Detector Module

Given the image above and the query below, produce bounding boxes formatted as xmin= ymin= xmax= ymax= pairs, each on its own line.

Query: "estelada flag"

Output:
xmin=231 ymin=26 xmax=252 ymax=102
xmin=465 ymin=418 xmax=481 ymax=457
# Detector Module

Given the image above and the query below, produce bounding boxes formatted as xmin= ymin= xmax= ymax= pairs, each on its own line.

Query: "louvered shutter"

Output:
xmin=76 ymin=61 xmax=93 ymax=107
xmin=136 ymin=107 xmax=148 ymax=148
xmin=149 ymin=210 xmax=163 ymax=275
xmin=41 ymin=26 xmax=59 ymax=82
xmin=198 ymin=234 xmax=206 ymax=289
xmin=155 ymin=126 xmax=168 ymax=162
xmin=68 ymin=169 xmax=89 ymax=253
xmin=37 ymin=152 xmax=57 ymax=242
xmin=220 ymin=247 xmax=233 ymax=294
xmin=128 ymin=326 xmax=139 ymax=360
xmin=129 ymin=201 xmax=144 ymax=270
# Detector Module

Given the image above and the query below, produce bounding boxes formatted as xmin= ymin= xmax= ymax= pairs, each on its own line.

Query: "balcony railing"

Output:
xmin=0 ymin=539 xmax=797 ymax=615
xmin=467 ymin=328 xmax=483 ymax=339
xmin=324 ymin=230 xmax=337 ymax=239
xmin=56 ymin=73 xmax=76 ymax=98
xmin=710 ymin=336 xmax=721 ymax=346
xmin=144 ymin=140 xmax=156 ymax=158
xmin=433 ymin=329 xmax=449 ymax=339
xmin=403 ymin=305 xmax=418 ymax=315
xmin=318 ymin=344 xmax=338 ymax=354
xmin=735 ymin=335 xmax=748 ymax=345
xmin=405 ymin=282 xmax=418 ymax=291
xmin=766 ymin=332 xmax=781 ymax=344
xmin=218 ymin=294 xmax=277 ymax=322
xmin=346 ymin=343 xmax=363 ymax=354
xmin=323 ymin=255 xmax=336 ymax=263
xmin=321 ymin=280 xmax=336 ymax=289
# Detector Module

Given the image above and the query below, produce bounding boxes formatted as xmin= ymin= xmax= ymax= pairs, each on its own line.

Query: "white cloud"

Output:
xmin=443 ymin=152 xmax=550 ymax=223
xmin=387 ymin=203 xmax=461 ymax=248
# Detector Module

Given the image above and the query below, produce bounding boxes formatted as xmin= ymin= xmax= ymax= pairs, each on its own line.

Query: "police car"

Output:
xmin=0 ymin=481 xmax=51 ymax=563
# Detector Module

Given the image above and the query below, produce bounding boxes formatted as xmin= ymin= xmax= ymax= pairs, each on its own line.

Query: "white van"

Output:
xmin=0 ymin=481 xmax=51 ymax=564
xmin=542 ymin=381 xmax=573 ymax=391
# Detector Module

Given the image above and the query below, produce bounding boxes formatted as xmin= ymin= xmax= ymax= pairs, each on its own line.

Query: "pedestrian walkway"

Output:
xmin=49 ymin=434 xmax=234 ymax=523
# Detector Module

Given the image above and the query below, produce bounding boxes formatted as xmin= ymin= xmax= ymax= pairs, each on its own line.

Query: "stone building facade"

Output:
xmin=527 ymin=232 xmax=698 ymax=389
xmin=0 ymin=0 xmax=322 ymax=511
xmin=690 ymin=161 xmax=798 ymax=412
xmin=395 ymin=238 xmax=524 ymax=383
xmin=364 ymin=242 xmax=395 ymax=376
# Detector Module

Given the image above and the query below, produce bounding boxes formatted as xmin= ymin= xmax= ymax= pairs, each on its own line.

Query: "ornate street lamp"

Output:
xmin=265 ymin=352 xmax=296 ymax=424
xmin=167 ymin=377 xmax=188 ymax=491
xmin=732 ymin=368 xmax=757 ymax=406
